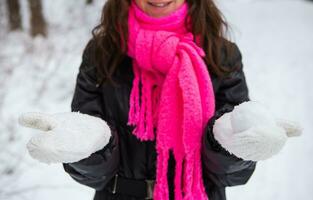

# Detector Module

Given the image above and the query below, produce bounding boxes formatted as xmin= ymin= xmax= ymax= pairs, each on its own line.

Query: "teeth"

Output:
xmin=149 ymin=2 xmax=170 ymax=7
xmin=155 ymin=3 xmax=166 ymax=6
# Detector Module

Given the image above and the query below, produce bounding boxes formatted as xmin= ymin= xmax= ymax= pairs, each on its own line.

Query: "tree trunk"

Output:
xmin=6 ymin=0 xmax=22 ymax=31
xmin=28 ymin=0 xmax=47 ymax=37
xmin=86 ymin=0 xmax=93 ymax=5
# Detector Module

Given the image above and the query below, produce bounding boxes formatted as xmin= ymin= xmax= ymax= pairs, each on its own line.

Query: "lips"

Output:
xmin=148 ymin=1 xmax=173 ymax=8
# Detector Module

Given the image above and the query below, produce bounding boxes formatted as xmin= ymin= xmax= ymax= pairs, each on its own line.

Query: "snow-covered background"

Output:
xmin=0 ymin=0 xmax=312 ymax=199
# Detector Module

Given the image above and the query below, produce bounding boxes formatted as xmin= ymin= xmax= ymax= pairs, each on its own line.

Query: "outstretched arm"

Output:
xmin=201 ymin=42 xmax=257 ymax=188
xmin=62 ymin=40 xmax=120 ymax=191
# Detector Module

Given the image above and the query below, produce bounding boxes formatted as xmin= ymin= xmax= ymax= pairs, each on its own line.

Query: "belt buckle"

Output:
xmin=145 ymin=179 xmax=155 ymax=199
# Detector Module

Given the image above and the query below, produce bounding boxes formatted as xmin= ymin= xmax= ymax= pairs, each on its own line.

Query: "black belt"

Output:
xmin=105 ymin=174 xmax=155 ymax=199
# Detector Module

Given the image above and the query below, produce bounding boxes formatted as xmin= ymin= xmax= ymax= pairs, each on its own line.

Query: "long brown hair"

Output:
xmin=91 ymin=0 xmax=235 ymax=87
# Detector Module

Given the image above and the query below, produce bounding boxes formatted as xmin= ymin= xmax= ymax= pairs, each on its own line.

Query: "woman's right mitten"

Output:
xmin=18 ymin=112 xmax=112 ymax=164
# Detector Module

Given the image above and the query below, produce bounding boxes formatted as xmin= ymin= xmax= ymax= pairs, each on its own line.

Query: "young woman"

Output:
xmin=64 ymin=0 xmax=257 ymax=199
xmin=19 ymin=0 xmax=301 ymax=199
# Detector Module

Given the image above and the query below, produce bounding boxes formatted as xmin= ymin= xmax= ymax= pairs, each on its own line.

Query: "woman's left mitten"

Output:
xmin=18 ymin=112 xmax=111 ymax=164
xmin=212 ymin=101 xmax=302 ymax=161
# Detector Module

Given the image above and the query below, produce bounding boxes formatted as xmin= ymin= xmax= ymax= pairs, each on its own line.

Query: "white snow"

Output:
xmin=0 ymin=0 xmax=312 ymax=199
xmin=218 ymin=0 xmax=313 ymax=199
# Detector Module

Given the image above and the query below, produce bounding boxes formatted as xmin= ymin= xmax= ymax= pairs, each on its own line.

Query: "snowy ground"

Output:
xmin=218 ymin=0 xmax=313 ymax=199
xmin=0 ymin=0 xmax=312 ymax=199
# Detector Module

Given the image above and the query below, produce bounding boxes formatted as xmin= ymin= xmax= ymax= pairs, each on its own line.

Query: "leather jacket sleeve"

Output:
xmin=201 ymin=42 xmax=257 ymax=188
xmin=62 ymin=41 xmax=120 ymax=191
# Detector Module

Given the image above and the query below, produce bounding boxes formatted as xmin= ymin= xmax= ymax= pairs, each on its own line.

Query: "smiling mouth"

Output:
xmin=148 ymin=1 xmax=173 ymax=8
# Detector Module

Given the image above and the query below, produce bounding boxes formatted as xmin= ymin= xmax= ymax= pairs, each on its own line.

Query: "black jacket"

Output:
xmin=62 ymin=39 xmax=257 ymax=200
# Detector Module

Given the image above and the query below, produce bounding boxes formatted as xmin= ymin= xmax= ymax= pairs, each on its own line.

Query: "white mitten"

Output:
xmin=212 ymin=101 xmax=303 ymax=161
xmin=18 ymin=112 xmax=112 ymax=164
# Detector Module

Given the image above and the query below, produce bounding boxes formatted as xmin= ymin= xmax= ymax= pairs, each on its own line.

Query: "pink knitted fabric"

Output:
xmin=126 ymin=1 xmax=215 ymax=199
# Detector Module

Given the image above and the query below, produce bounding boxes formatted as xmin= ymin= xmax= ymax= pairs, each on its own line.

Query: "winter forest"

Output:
xmin=0 ymin=0 xmax=312 ymax=199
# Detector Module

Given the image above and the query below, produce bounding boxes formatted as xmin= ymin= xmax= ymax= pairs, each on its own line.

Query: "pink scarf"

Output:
xmin=126 ymin=1 xmax=215 ymax=199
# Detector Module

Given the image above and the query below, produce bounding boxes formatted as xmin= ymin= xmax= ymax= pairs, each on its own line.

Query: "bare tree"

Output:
xmin=6 ymin=0 xmax=22 ymax=31
xmin=86 ymin=0 xmax=93 ymax=5
xmin=28 ymin=0 xmax=47 ymax=37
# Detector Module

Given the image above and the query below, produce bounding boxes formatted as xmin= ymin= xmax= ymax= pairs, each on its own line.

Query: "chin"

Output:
xmin=139 ymin=1 xmax=183 ymax=18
